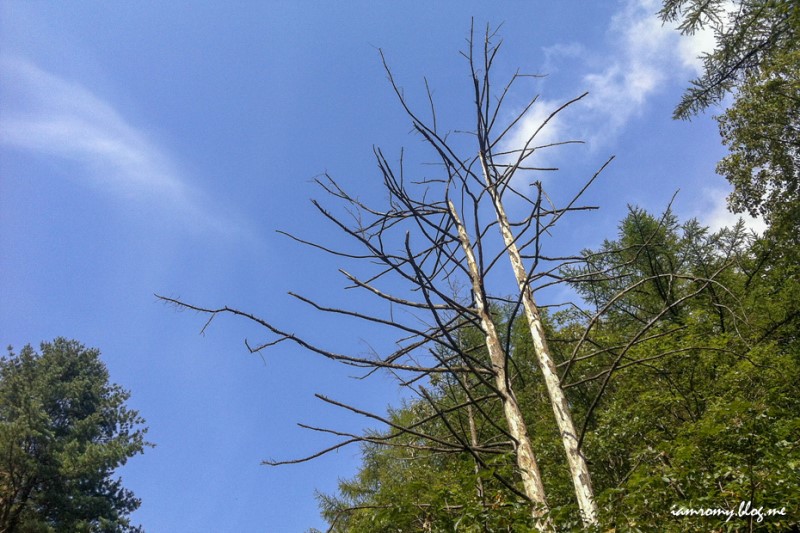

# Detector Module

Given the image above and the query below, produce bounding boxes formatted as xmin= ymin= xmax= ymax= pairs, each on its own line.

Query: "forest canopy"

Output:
xmin=317 ymin=208 xmax=799 ymax=531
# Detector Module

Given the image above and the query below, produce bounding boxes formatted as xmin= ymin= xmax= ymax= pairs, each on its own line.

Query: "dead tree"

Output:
xmin=156 ymin=25 xmax=673 ymax=530
xmin=411 ymin=29 xmax=606 ymax=526
xmin=159 ymin=21 xmax=752 ymax=531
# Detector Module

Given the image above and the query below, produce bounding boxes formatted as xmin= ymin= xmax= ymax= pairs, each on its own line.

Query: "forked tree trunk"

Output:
xmin=480 ymin=155 xmax=599 ymax=526
xmin=449 ymin=200 xmax=551 ymax=530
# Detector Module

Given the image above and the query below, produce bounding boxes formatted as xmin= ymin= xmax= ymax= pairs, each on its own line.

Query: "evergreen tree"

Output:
xmin=0 ymin=339 xmax=149 ymax=533
xmin=661 ymin=1 xmax=800 ymax=243
xmin=318 ymin=211 xmax=800 ymax=531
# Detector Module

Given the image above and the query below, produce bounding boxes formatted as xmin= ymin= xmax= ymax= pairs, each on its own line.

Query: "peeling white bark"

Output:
xmin=481 ymin=155 xmax=599 ymax=527
xmin=448 ymin=200 xmax=551 ymax=530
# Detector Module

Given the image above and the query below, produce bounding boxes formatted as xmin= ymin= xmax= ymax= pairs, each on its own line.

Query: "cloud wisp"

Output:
xmin=0 ymin=56 xmax=248 ymax=239
xmin=577 ymin=0 xmax=714 ymax=146
xmin=504 ymin=0 xmax=716 ymax=158
xmin=497 ymin=0 xmax=763 ymax=233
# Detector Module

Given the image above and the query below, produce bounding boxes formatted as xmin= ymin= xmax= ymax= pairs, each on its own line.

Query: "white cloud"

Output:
xmin=540 ymin=43 xmax=587 ymax=76
xmin=676 ymin=26 xmax=716 ymax=74
xmin=579 ymin=0 xmax=716 ymax=145
xmin=700 ymin=187 xmax=766 ymax=234
xmin=502 ymin=97 xmax=568 ymax=164
xmin=501 ymin=0 xmax=717 ymax=169
xmin=0 ymin=56 xmax=248 ymax=239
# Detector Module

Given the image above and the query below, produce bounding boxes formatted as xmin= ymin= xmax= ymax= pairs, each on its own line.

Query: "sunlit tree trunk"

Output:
xmin=479 ymin=154 xmax=599 ymax=526
xmin=449 ymin=200 xmax=551 ymax=530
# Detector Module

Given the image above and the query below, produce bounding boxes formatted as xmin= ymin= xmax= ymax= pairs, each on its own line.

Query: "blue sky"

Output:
xmin=0 ymin=2 xmax=764 ymax=531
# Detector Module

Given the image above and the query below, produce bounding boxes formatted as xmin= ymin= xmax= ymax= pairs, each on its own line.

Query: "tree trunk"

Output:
xmin=480 ymin=155 xmax=599 ymax=526
xmin=449 ymin=200 xmax=551 ymax=530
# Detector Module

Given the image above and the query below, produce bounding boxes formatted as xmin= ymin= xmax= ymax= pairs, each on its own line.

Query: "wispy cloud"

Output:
xmin=0 ymin=56 xmax=248 ymax=238
xmin=584 ymin=0 xmax=763 ymax=233
xmin=580 ymin=0 xmax=714 ymax=145
xmin=505 ymin=0 xmax=715 ymax=158
xmin=501 ymin=96 xmax=570 ymax=166
xmin=498 ymin=0 xmax=731 ymax=232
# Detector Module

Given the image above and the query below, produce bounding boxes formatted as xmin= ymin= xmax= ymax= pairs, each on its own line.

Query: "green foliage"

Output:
xmin=317 ymin=210 xmax=800 ymax=531
xmin=565 ymin=207 xmax=686 ymax=326
xmin=717 ymin=48 xmax=800 ymax=243
xmin=661 ymin=1 xmax=799 ymax=249
xmin=569 ymin=209 xmax=800 ymax=532
xmin=0 ymin=339 xmax=150 ymax=533
xmin=593 ymin=343 xmax=800 ymax=532
xmin=659 ymin=0 xmax=799 ymax=119
xmin=318 ymin=407 xmax=536 ymax=532
xmin=317 ymin=322 xmax=550 ymax=532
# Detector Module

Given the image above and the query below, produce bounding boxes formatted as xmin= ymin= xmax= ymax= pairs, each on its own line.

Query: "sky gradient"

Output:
xmin=0 ymin=2 xmax=764 ymax=531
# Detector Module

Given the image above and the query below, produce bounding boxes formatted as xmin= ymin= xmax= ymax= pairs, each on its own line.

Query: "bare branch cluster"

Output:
xmin=159 ymin=21 xmax=747 ymax=531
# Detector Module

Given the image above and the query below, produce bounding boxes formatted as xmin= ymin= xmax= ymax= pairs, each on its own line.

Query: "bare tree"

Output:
xmin=161 ymin=24 xmax=740 ymax=530
xmin=453 ymin=29 xmax=604 ymax=526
